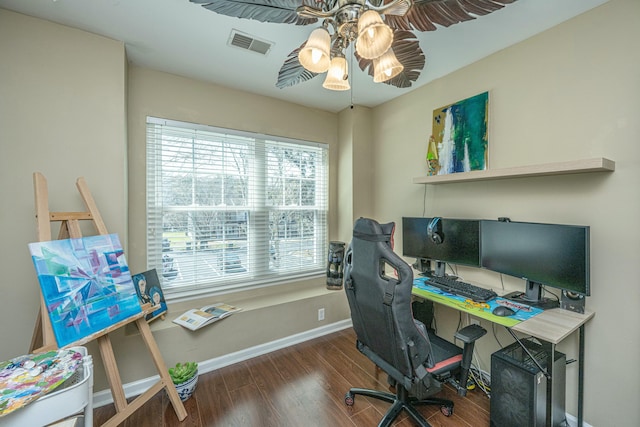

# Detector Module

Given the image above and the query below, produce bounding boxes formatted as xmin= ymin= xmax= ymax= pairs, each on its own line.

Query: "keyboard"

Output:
xmin=426 ymin=276 xmax=497 ymax=303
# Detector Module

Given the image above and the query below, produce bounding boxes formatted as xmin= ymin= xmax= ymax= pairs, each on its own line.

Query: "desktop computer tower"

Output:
xmin=490 ymin=339 xmax=566 ymax=427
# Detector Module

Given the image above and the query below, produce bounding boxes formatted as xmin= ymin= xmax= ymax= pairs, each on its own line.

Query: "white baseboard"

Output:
xmin=565 ymin=412 xmax=593 ymax=427
xmin=92 ymin=319 xmax=353 ymax=408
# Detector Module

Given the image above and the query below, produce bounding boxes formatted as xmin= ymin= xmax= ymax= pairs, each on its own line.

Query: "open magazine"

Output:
xmin=173 ymin=303 xmax=242 ymax=331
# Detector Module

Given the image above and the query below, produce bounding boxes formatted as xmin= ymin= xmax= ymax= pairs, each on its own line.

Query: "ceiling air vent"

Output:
xmin=228 ymin=30 xmax=273 ymax=56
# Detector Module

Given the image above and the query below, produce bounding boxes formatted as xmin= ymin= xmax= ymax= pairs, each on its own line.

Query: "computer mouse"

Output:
xmin=492 ymin=306 xmax=516 ymax=317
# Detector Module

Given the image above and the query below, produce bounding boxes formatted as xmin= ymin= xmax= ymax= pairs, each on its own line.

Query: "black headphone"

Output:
xmin=427 ymin=217 xmax=444 ymax=244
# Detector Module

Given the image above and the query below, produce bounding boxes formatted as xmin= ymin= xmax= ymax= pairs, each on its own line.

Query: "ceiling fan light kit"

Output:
xmin=298 ymin=3 xmax=403 ymax=91
xmin=190 ymin=0 xmax=518 ymax=91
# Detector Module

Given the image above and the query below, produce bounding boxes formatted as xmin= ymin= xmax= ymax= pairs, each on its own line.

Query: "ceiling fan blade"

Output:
xmin=190 ymin=0 xmax=318 ymax=25
xmin=368 ymin=0 xmax=412 ymax=16
xmin=357 ymin=30 xmax=425 ymax=88
xmin=276 ymin=44 xmax=319 ymax=88
xmin=385 ymin=0 xmax=518 ymax=32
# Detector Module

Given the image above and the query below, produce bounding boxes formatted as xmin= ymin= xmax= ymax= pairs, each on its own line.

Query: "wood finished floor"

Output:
xmin=93 ymin=328 xmax=490 ymax=426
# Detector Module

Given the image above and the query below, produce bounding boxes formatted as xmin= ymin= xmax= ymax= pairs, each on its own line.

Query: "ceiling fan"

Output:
xmin=189 ymin=0 xmax=517 ymax=91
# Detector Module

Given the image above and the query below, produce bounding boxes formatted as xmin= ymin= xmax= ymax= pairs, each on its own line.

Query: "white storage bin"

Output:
xmin=0 ymin=346 xmax=93 ymax=427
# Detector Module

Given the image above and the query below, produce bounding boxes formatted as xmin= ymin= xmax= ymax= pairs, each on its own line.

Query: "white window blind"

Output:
xmin=146 ymin=117 xmax=328 ymax=298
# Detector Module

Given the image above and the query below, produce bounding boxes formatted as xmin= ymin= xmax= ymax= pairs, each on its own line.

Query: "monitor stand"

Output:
xmin=503 ymin=280 xmax=559 ymax=310
xmin=413 ymin=258 xmax=432 ymax=275
xmin=433 ymin=261 xmax=446 ymax=278
xmin=502 ymin=291 xmax=559 ymax=310
xmin=417 ymin=260 xmax=448 ymax=278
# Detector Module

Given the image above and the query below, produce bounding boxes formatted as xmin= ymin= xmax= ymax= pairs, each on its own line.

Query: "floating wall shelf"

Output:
xmin=413 ymin=157 xmax=615 ymax=185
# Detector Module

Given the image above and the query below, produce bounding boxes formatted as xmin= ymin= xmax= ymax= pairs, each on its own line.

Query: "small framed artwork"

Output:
xmin=431 ymin=91 xmax=488 ymax=175
xmin=132 ymin=269 xmax=167 ymax=322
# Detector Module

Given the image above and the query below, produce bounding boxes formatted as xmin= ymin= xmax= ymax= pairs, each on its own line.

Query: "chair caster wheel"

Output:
xmin=441 ymin=405 xmax=454 ymax=417
xmin=345 ymin=391 xmax=355 ymax=407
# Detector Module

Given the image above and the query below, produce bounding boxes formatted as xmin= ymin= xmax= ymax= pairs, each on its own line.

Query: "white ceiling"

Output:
xmin=0 ymin=0 xmax=607 ymax=113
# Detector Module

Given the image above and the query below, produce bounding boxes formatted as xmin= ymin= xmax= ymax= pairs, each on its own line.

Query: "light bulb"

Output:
xmin=367 ymin=28 xmax=375 ymax=39
xmin=385 ymin=68 xmax=392 ymax=77
xmin=311 ymin=49 xmax=322 ymax=64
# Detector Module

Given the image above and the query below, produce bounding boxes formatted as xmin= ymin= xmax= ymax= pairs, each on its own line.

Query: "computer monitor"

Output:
xmin=402 ymin=217 xmax=481 ymax=276
xmin=480 ymin=220 xmax=590 ymax=304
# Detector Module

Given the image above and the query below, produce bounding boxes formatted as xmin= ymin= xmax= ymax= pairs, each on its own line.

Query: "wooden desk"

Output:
xmin=412 ymin=284 xmax=594 ymax=427
xmin=512 ymin=307 xmax=594 ymax=343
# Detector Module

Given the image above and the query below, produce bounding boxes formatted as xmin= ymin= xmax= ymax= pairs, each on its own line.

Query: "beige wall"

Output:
xmin=0 ymin=9 xmax=351 ymax=393
xmin=2 ymin=0 xmax=639 ymax=424
xmin=337 ymin=105 xmax=374 ymax=242
xmin=368 ymin=0 xmax=640 ymax=425
xmin=0 ymin=10 xmax=127 ymax=361
xmin=119 ymin=66 xmax=350 ymax=390
xmin=337 ymin=107 xmax=355 ymax=241
xmin=126 ymin=66 xmax=339 ymax=270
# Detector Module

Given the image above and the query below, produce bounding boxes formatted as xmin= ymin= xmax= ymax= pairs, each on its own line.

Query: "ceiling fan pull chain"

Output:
xmin=350 ymin=47 xmax=354 ymax=109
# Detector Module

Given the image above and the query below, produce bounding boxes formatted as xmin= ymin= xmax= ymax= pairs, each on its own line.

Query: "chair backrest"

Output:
xmin=344 ymin=217 xmax=435 ymax=386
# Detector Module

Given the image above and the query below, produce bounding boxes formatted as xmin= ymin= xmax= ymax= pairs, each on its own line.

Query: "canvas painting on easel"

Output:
xmin=29 ymin=234 xmax=142 ymax=347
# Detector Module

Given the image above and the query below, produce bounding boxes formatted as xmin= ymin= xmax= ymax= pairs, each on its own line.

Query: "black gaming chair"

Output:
xmin=343 ymin=218 xmax=487 ymax=426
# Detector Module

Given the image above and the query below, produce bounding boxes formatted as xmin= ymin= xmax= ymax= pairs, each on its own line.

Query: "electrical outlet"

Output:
xmin=318 ymin=308 xmax=325 ymax=321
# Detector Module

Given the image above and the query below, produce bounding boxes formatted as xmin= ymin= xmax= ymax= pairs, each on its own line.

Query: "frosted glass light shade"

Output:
xmin=323 ymin=56 xmax=350 ymax=91
xmin=356 ymin=10 xmax=393 ymax=60
xmin=373 ymin=48 xmax=403 ymax=82
xmin=298 ymin=28 xmax=331 ymax=73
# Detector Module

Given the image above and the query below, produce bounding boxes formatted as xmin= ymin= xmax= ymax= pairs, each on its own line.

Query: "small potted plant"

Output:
xmin=169 ymin=361 xmax=198 ymax=401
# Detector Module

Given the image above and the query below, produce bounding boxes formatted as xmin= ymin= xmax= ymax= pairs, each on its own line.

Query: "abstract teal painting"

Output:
xmin=432 ymin=92 xmax=488 ymax=175
xmin=29 ymin=234 xmax=142 ymax=347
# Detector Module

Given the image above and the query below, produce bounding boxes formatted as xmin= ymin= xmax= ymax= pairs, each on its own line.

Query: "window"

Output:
xmin=146 ymin=117 xmax=328 ymax=298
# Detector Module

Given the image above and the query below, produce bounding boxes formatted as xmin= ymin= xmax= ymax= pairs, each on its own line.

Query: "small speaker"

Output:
xmin=560 ymin=290 xmax=585 ymax=313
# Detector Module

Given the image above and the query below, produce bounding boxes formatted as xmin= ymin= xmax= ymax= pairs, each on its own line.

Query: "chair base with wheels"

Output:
xmin=343 ymin=323 xmax=486 ymax=427
xmin=345 ymin=384 xmax=453 ymax=427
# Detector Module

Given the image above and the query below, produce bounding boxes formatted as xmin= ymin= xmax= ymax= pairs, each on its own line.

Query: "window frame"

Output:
xmin=146 ymin=117 xmax=329 ymax=300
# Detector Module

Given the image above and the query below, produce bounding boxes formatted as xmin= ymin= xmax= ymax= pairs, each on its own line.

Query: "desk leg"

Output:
xmin=578 ymin=325 xmax=585 ymax=427
xmin=542 ymin=340 xmax=555 ymax=427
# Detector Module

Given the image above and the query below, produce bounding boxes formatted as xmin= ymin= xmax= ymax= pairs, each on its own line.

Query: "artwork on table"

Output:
xmin=132 ymin=269 xmax=168 ymax=322
xmin=28 ymin=234 xmax=142 ymax=347
xmin=431 ymin=91 xmax=488 ymax=175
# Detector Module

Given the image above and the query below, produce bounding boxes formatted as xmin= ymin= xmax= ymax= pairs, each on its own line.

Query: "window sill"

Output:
xmin=126 ymin=276 xmax=339 ymax=335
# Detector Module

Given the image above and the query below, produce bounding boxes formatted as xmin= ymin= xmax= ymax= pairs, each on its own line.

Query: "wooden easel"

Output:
xmin=30 ymin=172 xmax=187 ymax=426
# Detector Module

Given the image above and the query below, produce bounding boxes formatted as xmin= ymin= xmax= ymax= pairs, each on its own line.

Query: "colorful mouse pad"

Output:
xmin=0 ymin=348 xmax=83 ymax=417
xmin=413 ymin=277 xmax=544 ymax=327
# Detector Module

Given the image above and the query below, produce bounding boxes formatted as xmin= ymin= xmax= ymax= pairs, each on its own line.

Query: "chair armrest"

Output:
xmin=455 ymin=324 xmax=487 ymax=344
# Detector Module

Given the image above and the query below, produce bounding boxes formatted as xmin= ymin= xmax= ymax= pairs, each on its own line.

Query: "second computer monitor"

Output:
xmin=402 ymin=217 xmax=481 ymax=268
xmin=480 ymin=220 xmax=590 ymax=296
